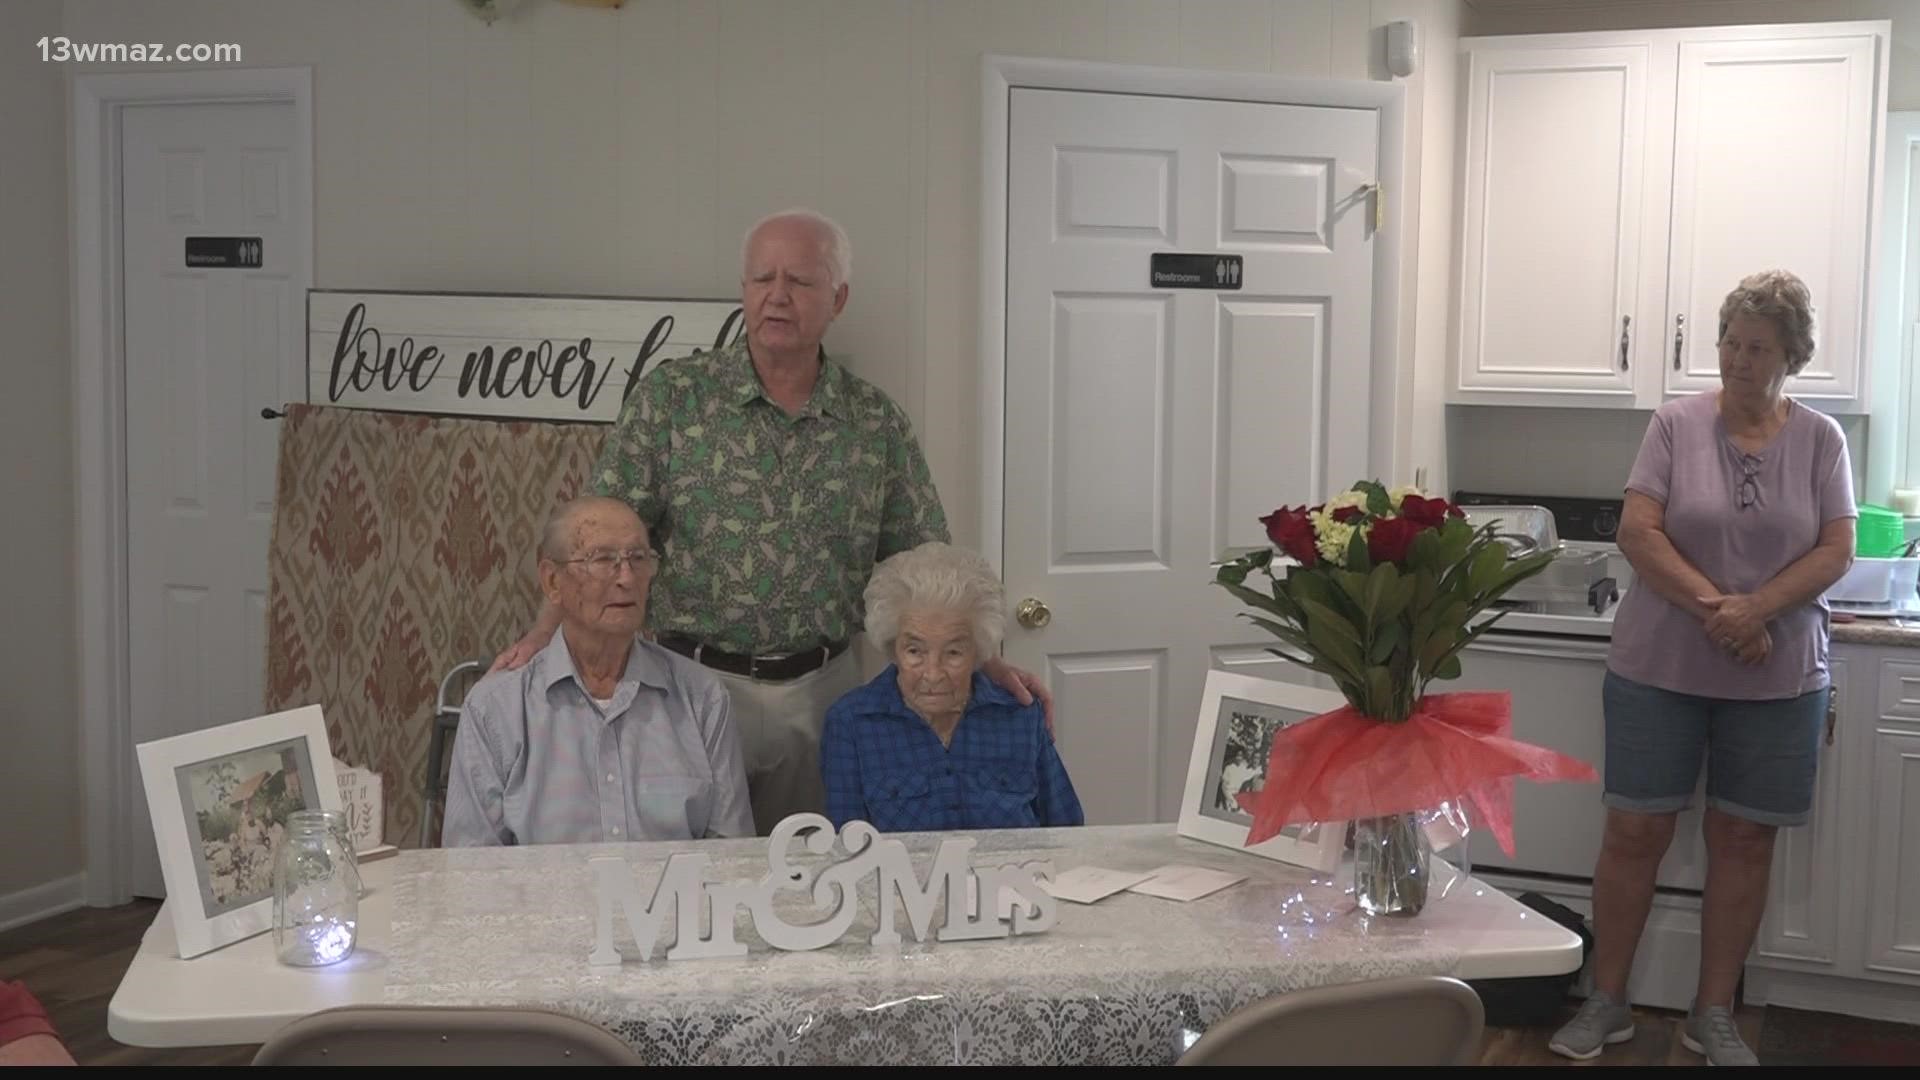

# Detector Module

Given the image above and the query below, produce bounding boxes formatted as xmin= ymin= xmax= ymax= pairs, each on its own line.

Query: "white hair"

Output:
xmin=863 ymin=542 xmax=1006 ymax=655
xmin=742 ymin=207 xmax=853 ymax=288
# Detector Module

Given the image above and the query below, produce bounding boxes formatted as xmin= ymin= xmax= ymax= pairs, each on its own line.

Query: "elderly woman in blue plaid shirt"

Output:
xmin=821 ymin=542 xmax=1084 ymax=833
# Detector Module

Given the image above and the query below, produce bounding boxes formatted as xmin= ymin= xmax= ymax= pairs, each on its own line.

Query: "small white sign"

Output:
xmin=307 ymin=290 xmax=744 ymax=422
xmin=1126 ymin=865 xmax=1247 ymax=902
xmin=589 ymin=814 xmax=1057 ymax=965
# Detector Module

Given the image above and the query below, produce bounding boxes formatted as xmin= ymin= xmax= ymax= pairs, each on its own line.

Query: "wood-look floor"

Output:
xmin=0 ymin=900 xmax=1820 ymax=1066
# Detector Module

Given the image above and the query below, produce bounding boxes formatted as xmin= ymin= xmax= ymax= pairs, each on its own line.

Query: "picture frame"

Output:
xmin=135 ymin=705 xmax=342 ymax=958
xmin=1178 ymin=670 xmax=1348 ymax=872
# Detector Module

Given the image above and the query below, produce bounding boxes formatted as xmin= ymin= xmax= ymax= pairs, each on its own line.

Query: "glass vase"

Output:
xmin=1353 ymin=811 xmax=1431 ymax=917
xmin=272 ymin=810 xmax=359 ymax=966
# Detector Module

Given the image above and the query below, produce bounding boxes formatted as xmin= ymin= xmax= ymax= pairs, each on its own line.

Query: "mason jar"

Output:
xmin=272 ymin=810 xmax=359 ymax=966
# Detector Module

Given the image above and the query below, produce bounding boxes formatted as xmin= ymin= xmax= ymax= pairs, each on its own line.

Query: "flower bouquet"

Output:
xmin=1214 ymin=481 xmax=1598 ymax=915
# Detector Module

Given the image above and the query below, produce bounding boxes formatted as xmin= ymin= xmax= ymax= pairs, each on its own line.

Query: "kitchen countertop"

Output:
xmin=1832 ymin=619 xmax=1920 ymax=647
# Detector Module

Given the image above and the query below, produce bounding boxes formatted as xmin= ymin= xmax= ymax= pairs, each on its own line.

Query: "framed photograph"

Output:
xmin=136 ymin=705 xmax=341 ymax=959
xmin=1178 ymin=670 xmax=1348 ymax=872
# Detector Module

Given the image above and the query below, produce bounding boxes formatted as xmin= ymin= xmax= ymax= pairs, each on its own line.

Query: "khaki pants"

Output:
xmin=712 ymin=646 xmax=864 ymax=836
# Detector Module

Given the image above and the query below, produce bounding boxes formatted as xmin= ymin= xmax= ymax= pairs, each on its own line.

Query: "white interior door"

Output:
xmin=1001 ymin=87 xmax=1377 ymax=825
xmin=123 ymin=101 xmax=307 ymax=898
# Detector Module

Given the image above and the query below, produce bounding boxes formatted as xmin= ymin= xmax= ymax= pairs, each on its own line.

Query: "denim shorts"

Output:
xmin=1601 ymin=670 xmax=1827 ymax=826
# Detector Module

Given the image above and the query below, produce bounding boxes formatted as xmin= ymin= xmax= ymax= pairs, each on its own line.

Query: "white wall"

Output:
xmin=27 ymin=0 xmax=1467 ymax=905
xmin=56 ymin=0 xmax=1467 ymax=543
xmin=0 ymin=0 xmax=84 ymax=923
xmin=1446 ymin=0 xmax=1917 ymax=502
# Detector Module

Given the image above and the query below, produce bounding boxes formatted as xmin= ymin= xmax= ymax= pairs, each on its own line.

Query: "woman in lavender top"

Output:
xmin=1551 ymin=271 xmax=1856 ymax=1066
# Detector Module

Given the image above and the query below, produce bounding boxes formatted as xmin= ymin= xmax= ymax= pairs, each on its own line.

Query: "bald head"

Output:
xmin=540 ymin=495 xmax=644 ymax=562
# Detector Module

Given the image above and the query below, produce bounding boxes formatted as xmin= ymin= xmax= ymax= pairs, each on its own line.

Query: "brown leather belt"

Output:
xmin=657 ymin=633 xmax=849 ymax=682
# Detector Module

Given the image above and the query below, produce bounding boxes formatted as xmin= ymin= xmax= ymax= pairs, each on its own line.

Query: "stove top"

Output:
xmin=1454 ymin=491 xmax=1627 ymax=638
xmin=1452 ymin=490 xmax=1625 ymax=545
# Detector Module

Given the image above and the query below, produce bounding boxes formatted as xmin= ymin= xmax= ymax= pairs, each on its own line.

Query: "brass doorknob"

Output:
xmin=1016 ymin=598 xmax=1052 ymax=629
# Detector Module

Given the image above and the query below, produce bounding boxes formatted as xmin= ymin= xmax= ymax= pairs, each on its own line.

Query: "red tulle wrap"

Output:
xmin=1237 ymin=691 xmax=1598 ymax=858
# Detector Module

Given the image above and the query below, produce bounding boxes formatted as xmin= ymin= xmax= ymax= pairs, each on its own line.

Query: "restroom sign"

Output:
xmin=1151 ymin=252 xmax=1241 ymax=290
xmin=185 ymin=236 xmax=263 ymax=269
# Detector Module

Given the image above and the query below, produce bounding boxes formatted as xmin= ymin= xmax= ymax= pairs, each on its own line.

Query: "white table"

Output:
xmin=108 ymin=858 xmax=396 ymax=1048
xmin=111 ymin=825 xmax=1581 ymax=1061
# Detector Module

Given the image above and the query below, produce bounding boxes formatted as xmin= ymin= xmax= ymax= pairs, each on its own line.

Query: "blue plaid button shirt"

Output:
xmin=821 ymin=666 xmax=1084 ymax=832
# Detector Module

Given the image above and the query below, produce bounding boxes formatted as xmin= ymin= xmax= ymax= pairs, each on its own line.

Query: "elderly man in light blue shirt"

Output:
xmin=441 ymin=496 xmax=754 ymax=846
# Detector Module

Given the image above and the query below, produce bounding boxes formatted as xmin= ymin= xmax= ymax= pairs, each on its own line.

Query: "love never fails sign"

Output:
xmin=307 ymin=290 xmax=745 ymax=423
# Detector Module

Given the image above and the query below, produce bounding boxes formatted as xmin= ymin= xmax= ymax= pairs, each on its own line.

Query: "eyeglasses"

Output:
xmin=563 ymin=549 xmax=661 ymax=579
xmin=1737 ymin=462 xmax=1760 ymax=510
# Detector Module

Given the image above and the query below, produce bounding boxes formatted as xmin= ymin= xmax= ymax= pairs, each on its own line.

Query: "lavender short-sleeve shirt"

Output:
xmin=1608 ymin=392 xmax=1855 ymax=701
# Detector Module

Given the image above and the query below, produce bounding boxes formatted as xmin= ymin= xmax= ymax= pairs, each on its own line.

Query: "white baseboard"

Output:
xmin=1747 ymin=968 xmax=1920 ymax=1026
xmin=0 ymin=874 xmax=87 ymax=934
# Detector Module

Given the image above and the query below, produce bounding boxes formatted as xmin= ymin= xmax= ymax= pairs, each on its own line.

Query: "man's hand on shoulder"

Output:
xmin=981 ymin=655 xmax=1054 ymax=733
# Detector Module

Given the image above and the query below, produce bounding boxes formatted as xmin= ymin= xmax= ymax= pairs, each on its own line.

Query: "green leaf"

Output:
xmin=1408 ymin=528 xmax=1442 ymax=574
xmin=1345 ymin=529 xmax=1372 ymax=574
xmin=1364 ymin=563 xmax=1400 ymax=622
xmin=1368 ymin=621 xmax=1403 ymax=664
xmin=1289 ymin=568 xmax=1337 ymax=609
xmin=1437 ymin=519 xmax=1474 ymax=566
xmin=1467 ymin=542 xmax=1507 ymax=594
xmin=1411 ymin=568 xmax=1439 ymax=614
xmin=1381 ymin=572 xmax=1418 ymax=623
xmin=1359 ymin=480 xmax=1392 ymax=516
xmin=1335 ymin=569 xmax=1372 ymax=615
xmin=1240 ymin=613 xmax=1299 ymax=640
xmin=1298 ymin=598 xmax=1361 ymax=648
xmin=1431 ymin=654 xmax=1463 ymax=680
xmin=1219 ymin=580 xmax=1294 ymax=622
xmin=1304 ymin=613 xmax=1365 ymax=681
xmin=1268 ymin=581 xmax=1306 ymax=623
xmin=1215 ymin=558 xmax=1253 ymax=587
xmin=1419 ymin=626 xmax=1457 ymax=671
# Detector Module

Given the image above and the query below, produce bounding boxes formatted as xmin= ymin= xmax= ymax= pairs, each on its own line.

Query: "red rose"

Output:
xmin=1367 ymin=515 xmax=1422 ymax=564
xmin=1399 ymin=494 xmax=1457 ymax=530
xmin=1260 ymin=506 xmax=1318 ymax=567
xmin=1331 ymin=505 xmax=1365 ymax=524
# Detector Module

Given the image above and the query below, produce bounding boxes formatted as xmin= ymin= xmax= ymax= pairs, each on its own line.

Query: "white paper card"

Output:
xmin=1041 ymin=865 xmax=1155 ymax=904
xmin=1126 ymin=864 xmax=1247 ymax=902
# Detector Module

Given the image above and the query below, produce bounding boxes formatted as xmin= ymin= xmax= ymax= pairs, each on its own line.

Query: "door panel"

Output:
xmin=124 ymin=101 xmax=306 ymax=897
xmin=1003 ymin=87 xmax=1377 ymax=823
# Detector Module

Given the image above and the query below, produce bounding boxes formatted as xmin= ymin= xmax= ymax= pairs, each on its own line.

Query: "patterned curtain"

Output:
xmin=263 ymin=404 xmax=607 ymax=846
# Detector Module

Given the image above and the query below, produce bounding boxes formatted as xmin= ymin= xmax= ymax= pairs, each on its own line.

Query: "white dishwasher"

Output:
xmin=1454 ymin=631 xmax=1708 ymax=892
xmin=1448 ymin=491 xmax=1709 ymax=1010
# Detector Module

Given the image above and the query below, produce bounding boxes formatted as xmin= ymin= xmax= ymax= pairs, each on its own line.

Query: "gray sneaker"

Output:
xmin=1547 ymin=990 xmax=1635 ymax=1060
xmin=1682 ymin=1004 xmax=1759 ymax=1066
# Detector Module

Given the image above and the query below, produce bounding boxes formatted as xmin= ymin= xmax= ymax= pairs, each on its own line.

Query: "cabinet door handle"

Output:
xmin=1619 ymin=315 xmax=1631 ymax=370
xmin=1826 ymin=686 xmax=1838 ymax=747
xmin=1672 ymin=313 xmax=1686 ymax=371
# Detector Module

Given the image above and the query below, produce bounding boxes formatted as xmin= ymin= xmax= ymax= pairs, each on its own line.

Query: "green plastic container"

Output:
xmin=1858 ymin=503 xmax=1905 ymax=558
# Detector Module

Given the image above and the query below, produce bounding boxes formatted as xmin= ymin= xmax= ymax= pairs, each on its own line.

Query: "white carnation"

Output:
xmin=1325 ymin=489 xmax=1370 ymax=514
xmin=1310 ymin=507 xmax=1358 ymax=566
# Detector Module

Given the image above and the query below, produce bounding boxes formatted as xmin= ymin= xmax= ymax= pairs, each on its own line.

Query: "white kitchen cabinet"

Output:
xmin=1754 ymin=654 xmax=1847 ymax=968
xmin=1864 ymin=726 xmax=1920 ymax=978
xmin=1452 ymin=21 xmax=1888 ymax=412
xmin=1747 ymin=643 xmax=1920 ymax=1024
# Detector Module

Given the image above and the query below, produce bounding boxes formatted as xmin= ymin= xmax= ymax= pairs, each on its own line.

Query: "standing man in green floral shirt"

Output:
xmin=494 ymin=208 xmax=1048 ymax=834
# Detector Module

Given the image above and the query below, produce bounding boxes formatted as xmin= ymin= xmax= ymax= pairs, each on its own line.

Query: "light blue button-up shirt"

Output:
xmin=441 ymin=628 xmax=754 ymax=846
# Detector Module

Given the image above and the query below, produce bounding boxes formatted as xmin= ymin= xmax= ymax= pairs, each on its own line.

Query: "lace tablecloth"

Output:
xmin=385 ymin=824 xmax=1485 ymax=1065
